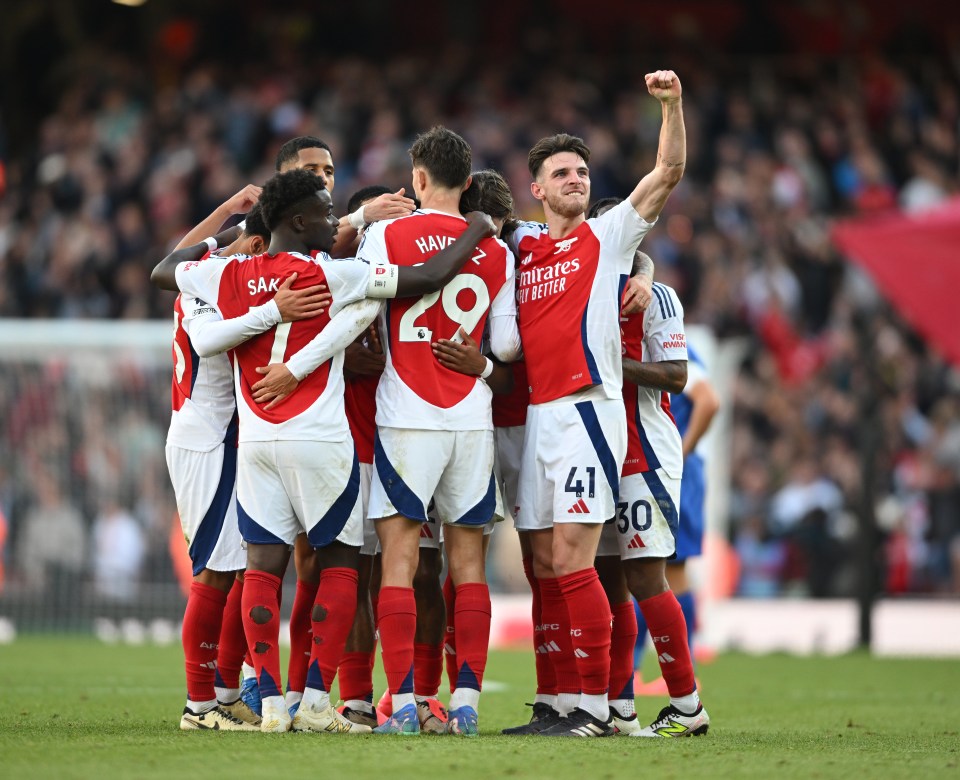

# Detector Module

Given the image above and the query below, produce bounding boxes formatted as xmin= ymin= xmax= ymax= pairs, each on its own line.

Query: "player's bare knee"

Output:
xmin=413 ymin=566 xmax=442 ymax=593
xmin=530 ymin=542 xmax=554 ymax=577
xmin=316 ymin=540 xmax=360 ymax=571
xmin=624 ymin=559 xmax=668 ymax=601
xmin=595 ymin=555 xmax=629 ymax=602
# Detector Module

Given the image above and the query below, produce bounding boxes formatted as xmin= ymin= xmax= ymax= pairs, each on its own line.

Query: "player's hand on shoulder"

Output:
xmin=274 ymin=272 xmax=331 ymax=321
xmin=464 ymin=211 xmax=497 ymax=239
xmin=363 ymin=188 xmax=416 ymax=223
xmin=622 ymin=275 xmax=652 ymax=315
xmin=645 ymin=70 xmax=681 ymax=103
xmin=432 ymin=328 xmax=487 ymax=376
xmin=225 ymin=183 xmax=263 ymax=214
xmin=252 ymin=363 xmax=298 ymax=409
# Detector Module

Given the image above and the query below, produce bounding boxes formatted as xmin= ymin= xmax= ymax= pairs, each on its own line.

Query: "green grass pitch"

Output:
xmin=2 ymin=637 xmax=958 ymax=779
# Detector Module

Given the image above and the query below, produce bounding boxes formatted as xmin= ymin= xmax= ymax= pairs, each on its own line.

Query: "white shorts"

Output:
xmin=237 ymin=439 xmax=362 ymax=548
xmin=495 ymin=424 xmax=524 ymax=526
xmin=597 ymin=469 xmax=680 ymax=560
xmin=358 ymin=462 xmax=379 ymax=556
xmin=420 ymin=500 xmax=499 ymax=550
xmin=515 ymin=395 xmax=626 ymax=531
xmin=369 ymin=428 xmax=496 ymax=528
xmin=166 ymin=443 xmax=246 ymax=574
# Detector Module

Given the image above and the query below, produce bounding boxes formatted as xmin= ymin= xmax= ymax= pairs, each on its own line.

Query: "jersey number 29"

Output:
xmin=398 ymin=274 xmax=490 ymax=343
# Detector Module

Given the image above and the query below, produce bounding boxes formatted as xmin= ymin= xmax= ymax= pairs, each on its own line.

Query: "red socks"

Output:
xmin=241 ymin=570 xmax=283 ymax=698
xmin=557 ymin=568 xmax=612 ymax=696
xmin=338 ymin=651 xmax=375 ymax=703
xmin=523 ymin=557 xmax=558 ymax=697
xmin=182 ymin=581 xmax=228 ymax=703
xmin=304 ymin=568 xmax=358 ymax=693
xmin=537 ymin=577 xmax=580 ymax=697
xmin=442 ymin=574 xmax=457 ymax=693
xmin=287 ymin=578 xmax=319 ymax=694
xmin=215 ymin=578 xmax=246 ymax=692
xmin=608 ymin=599 xmax=638 ymax=700
xmin=414 ymin=642 xmax=444 ymax=697
xmin=637 ymin=590 xmax=696 ymax=697
xmin=378 ymin=586 xmax=417 ymax=694
xmin=452 ymin=582 xmax=491 ymax=692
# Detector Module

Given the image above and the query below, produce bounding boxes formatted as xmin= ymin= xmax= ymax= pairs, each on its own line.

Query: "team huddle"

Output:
xmin=152 ymin=69 xmax=710 ymax=738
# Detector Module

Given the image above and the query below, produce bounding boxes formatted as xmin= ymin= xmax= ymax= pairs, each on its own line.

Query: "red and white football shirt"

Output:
xmin=621 ymin=282 xmax=687 ymax=478
xmin=357 ymin=210 xmax=517 ymax=431
xmin=508 ymin=200 xmax=655 ymax=405
xmin=167 ymin=291 xmax=238 ymax=451
xmin=176 ymin=251 xmax=372 ymax=443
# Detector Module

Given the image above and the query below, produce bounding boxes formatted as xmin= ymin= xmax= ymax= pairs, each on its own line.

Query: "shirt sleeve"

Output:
xmin=319 ymin=258 xmax=378 ymax=312
xmin=175 ymin=253 xmax=234 ymax=305
xmin=505 ymin=221 xmax=545 ymax=257
xmin=487 ymin=248 xmax=521 ymax=362
xmin=284 ymin=297 xmax=383 ymax=381
xmin=644 ymin=284 xmax=687 ymax=363
xmin=182 ymin=296 xmax=282 ymax=358
xmin=588 ymin=199 xmax=657 ymax=273
xmin=356 ymin=222 xmax=391 ymax=267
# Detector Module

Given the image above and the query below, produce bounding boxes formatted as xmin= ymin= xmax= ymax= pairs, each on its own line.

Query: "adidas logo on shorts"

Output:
xmin=567 ymin=499 xmax=589 ymax=514
xmin=626 ymin=534 xmax=645 ymax=549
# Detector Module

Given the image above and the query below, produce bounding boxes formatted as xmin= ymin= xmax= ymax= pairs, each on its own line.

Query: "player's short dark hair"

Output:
xmin=528 ymin=133 xmax=591 ymax=178
xmin=241 ymin=203 xmax=270 ymax=239
xmin=347 ymin=185 xmax=393 ymax=215
xmin=409 ymin=126 xmax=472 ymax=190
xmin=587 ymin=197 xmax=622 ymax=219
xmin=459 ymin=169 xmax=514 ymax=220
xmin=259 ymin=169 xmax=327 ymax=231
xmin=275 ymin=136 xmax=331 ymax=172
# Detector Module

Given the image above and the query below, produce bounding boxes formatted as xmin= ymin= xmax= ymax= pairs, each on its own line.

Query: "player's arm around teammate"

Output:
xmin=243 ymin=210 xmax=499 ymax=407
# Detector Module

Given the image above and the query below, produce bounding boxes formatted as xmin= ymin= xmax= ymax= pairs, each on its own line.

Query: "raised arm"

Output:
xmin=628 ymin=70 xmax=685 ymax=223
xmin=175 ymin=185 xmax=261 ymax=250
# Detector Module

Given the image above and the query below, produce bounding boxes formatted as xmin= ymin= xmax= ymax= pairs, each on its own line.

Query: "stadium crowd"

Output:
xmin=1 ymin=0 xmax=959 ymax=606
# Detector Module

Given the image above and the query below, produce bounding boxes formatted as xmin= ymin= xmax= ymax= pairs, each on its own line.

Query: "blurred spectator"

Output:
xmin=91 ymin=499 xmax=145 ymax=603
xmin=14 ymin=472 xmax=85 ymax=594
